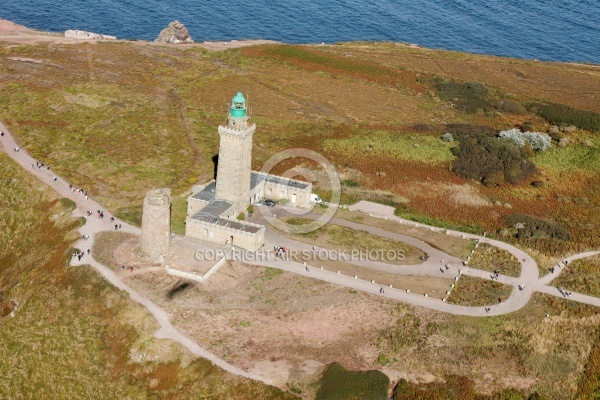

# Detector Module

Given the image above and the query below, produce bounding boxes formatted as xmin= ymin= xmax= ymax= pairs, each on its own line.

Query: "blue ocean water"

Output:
xmin=1 ymin=0 xmax=598 ymax=63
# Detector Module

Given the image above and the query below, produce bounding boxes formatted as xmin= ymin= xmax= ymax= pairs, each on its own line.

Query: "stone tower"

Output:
xmin=215 ymin=92 xmax=255 ymax=215
xmin=141 ymin=188 xmax=171 ymax=259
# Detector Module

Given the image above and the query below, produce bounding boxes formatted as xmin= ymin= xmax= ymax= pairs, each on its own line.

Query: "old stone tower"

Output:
xmin=215 ymin=92 xmax=255 ymax=216
xmin=141 ymin=188 xmax=171 ymax=259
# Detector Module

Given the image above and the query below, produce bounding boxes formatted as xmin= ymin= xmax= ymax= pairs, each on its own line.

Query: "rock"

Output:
xmin=558 ymin=137 xmax=569 ymax=147
xmin=562 ymin=125 xmax=577 ymax=133
xmin=155 ymin=20 xmax=194 ymax=44
xmin=583 ymin=140 xmax=593 ymax=147
xmin=549 ymin=125 xmax=560 ymax=135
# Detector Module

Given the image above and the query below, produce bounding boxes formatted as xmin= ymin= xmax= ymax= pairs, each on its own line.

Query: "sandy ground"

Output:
xmin=118 ymin=260 xmax=402 ymax=392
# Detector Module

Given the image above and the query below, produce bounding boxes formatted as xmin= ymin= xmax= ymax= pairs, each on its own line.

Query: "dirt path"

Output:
xmin=2 ymin=115 xmax=600 ymax=386
xmin=0 ymin=120 xmax=274 ymax=386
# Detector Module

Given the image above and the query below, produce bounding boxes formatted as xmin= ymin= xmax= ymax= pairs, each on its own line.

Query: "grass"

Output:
xmin=322 ymin=128 xmax=456 ymax=166
xmin=446 ymin=275 xmax=512 ymax=307
xmin=551 ymin=255 xmax=600 ymax=297
xmin=3 ymin=38 xmax=600 ymax=398
xmin=92 ymin=231 xmax=138 ymax=270
xmin=2 ymin=40 xmax=600 ymax=254
xmin=333 ymin=208 xmax=476 ymax=259
xmin=0 ymin=154 xmax=293 ymax=399
xmin=468 ymin=243 xmax=522 ymax=277
xmin=278 ymin=217 xmax=425 ymax=265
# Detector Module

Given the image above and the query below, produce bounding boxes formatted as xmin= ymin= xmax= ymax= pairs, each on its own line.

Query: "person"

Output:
xmin=0 ymin=131 xmax=4 ymax=137
xmin=380 ymin=287 xmax=384 ymax=294
xmin=121 ymin=265 xmax=125 ymax=270
xmin=115 ymin=224 xmax=118 ymax=230
xmin=53 ymin=176 xmax=57 ymax=182
xmin=87 ymin=249 xmax=90 ymax=254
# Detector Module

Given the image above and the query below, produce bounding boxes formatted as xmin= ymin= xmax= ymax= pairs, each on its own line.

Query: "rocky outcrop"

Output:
xmin=155 ymin=20 xmax=194 ymax=44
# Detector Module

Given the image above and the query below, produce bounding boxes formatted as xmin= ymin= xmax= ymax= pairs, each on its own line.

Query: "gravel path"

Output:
xmin=0 ymin=120 xmax=274 ymax=386
xmin=2 ymin=118 xmax=599 ymax=384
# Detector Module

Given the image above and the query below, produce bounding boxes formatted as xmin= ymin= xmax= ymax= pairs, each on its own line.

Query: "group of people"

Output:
xmin=34 ymin=161 xmax=50 ymax=170
xmin=72 ymin=248 xmax=91 ymax=262
xmin=274 ymin=245 xmax=287 ymax=260
xmin=490 ymin=269 xmax=501 ymax=280
xmin=557 ymin=286 xmax=573 ymax=297
xmin=550 ymin=259 xmax=569 ymax=274
xmin=69 ymin=184 xmax=88 ymax=199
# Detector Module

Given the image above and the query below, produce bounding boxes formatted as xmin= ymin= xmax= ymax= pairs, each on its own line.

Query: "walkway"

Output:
xmin=2 ymin=118 xmax=599 ymax=382
xmin=0 ymin=120 xmax=274 ymax=386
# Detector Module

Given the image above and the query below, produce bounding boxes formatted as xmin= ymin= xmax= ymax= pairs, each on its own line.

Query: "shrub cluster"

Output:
xmin=392 ymin=376 xmax=544 ymax=399
xmin=498 ymin=128 xmax=552 ymax=151
xmin=434 ymin=79 xmax=492 ymax=113
xmin=506 ymin=213 xmax=572 ymax=241
xmin=535 ymin=102 xmax=600 ymax=132
xmin=315 ymin=363 xmax=389 ymax=400
xmin=447 ymin=125 xmax=537 ymax=186
xmin=434 ymin=80 xmax=526 ymax=115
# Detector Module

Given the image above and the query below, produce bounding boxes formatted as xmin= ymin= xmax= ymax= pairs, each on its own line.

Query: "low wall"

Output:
xmin=165 ymin=255 xmax=228 ymax=282
xmin=65 ymin=30 xmax=116 ymax=40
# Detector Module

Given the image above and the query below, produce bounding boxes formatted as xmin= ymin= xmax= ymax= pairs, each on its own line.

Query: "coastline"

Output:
xmin=1 ymin=17 xmax=598 ymax=67
xmin=0 ymin=17 xmax=278 ymax=50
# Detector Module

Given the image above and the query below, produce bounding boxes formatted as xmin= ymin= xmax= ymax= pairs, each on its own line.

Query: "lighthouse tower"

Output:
xmin=215 ymin=92 xmax=255 ymax=215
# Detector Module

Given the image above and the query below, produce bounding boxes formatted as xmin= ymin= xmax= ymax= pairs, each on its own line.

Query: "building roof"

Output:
xmin=192 ymin=181 xmax=216 ymax=201
xmin=195 ymin=199 xmax=233 ymax=218
xmin=190 ymin=198 xmax=262 ymax=234
xmin=262 ymin=173 xmax=310 ymax=189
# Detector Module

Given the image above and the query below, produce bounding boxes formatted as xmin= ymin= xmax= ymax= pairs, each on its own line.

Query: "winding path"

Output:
xmin=2 ymin=117 xmax=599 ymax=385
xmin=0 ymin=121 xmax=274 ymax=386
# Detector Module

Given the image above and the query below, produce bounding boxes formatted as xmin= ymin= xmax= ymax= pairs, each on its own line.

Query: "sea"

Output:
xmin=2 ymin=0 xmax=599 ymax=64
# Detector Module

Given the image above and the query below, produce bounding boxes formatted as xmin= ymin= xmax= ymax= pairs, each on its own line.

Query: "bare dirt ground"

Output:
xmin=117 ymin=260 xmax=401 ymax=391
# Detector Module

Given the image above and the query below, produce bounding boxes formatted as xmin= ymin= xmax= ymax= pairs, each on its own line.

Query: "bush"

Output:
xmin=315 ymin=363 xmax=389 ymax=400
xmin=448 ymin=125 xmax=537 ymax=185
xmin=535 ymin=102 xmax=600 ymax=132
xmin=237 ymin=212 xmax=245 ymax=220
xmin=441 ymin=132 xmax=454 ymax=142
xmin=493 ymin=100 xmax=527 ymax=115
xmin=505 ymin=213 xmax=572 ymax=241
xmin=498 ymin=128 xmax=552 ymax=151
xmin=434 ymin=79 xmax=492 ymax=113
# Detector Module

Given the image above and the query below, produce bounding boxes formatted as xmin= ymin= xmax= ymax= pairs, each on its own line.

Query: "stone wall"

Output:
xmin=263 ymin=181 xmax=311 ymax=207
xmin=185 ymin=217 xmax=264 ymax=251
xmin=141 ymin=188 xmax=171 ymax=259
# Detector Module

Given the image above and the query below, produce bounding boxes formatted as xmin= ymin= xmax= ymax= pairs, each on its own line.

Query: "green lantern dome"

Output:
xmin=231 ymin=92 xmax=247 ymax=117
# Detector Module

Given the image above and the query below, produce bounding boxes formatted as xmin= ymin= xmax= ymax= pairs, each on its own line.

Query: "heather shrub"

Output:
xmin=493 ymin=99 xmax=527 ymax=115
xmin=534 ymin=102 xmax=600 ymax=132
xmin=498 ymin=128 xmax=552 ymax=151
xmin=506 ymin=213 xmax=572 ymax=241
xmin=315 ymin=363 xmax=389 ymax=400
xmin=434 ymin=79 xmax=492 ymax=113
xmin=447 ymin=125 xmax=536 ymax=185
